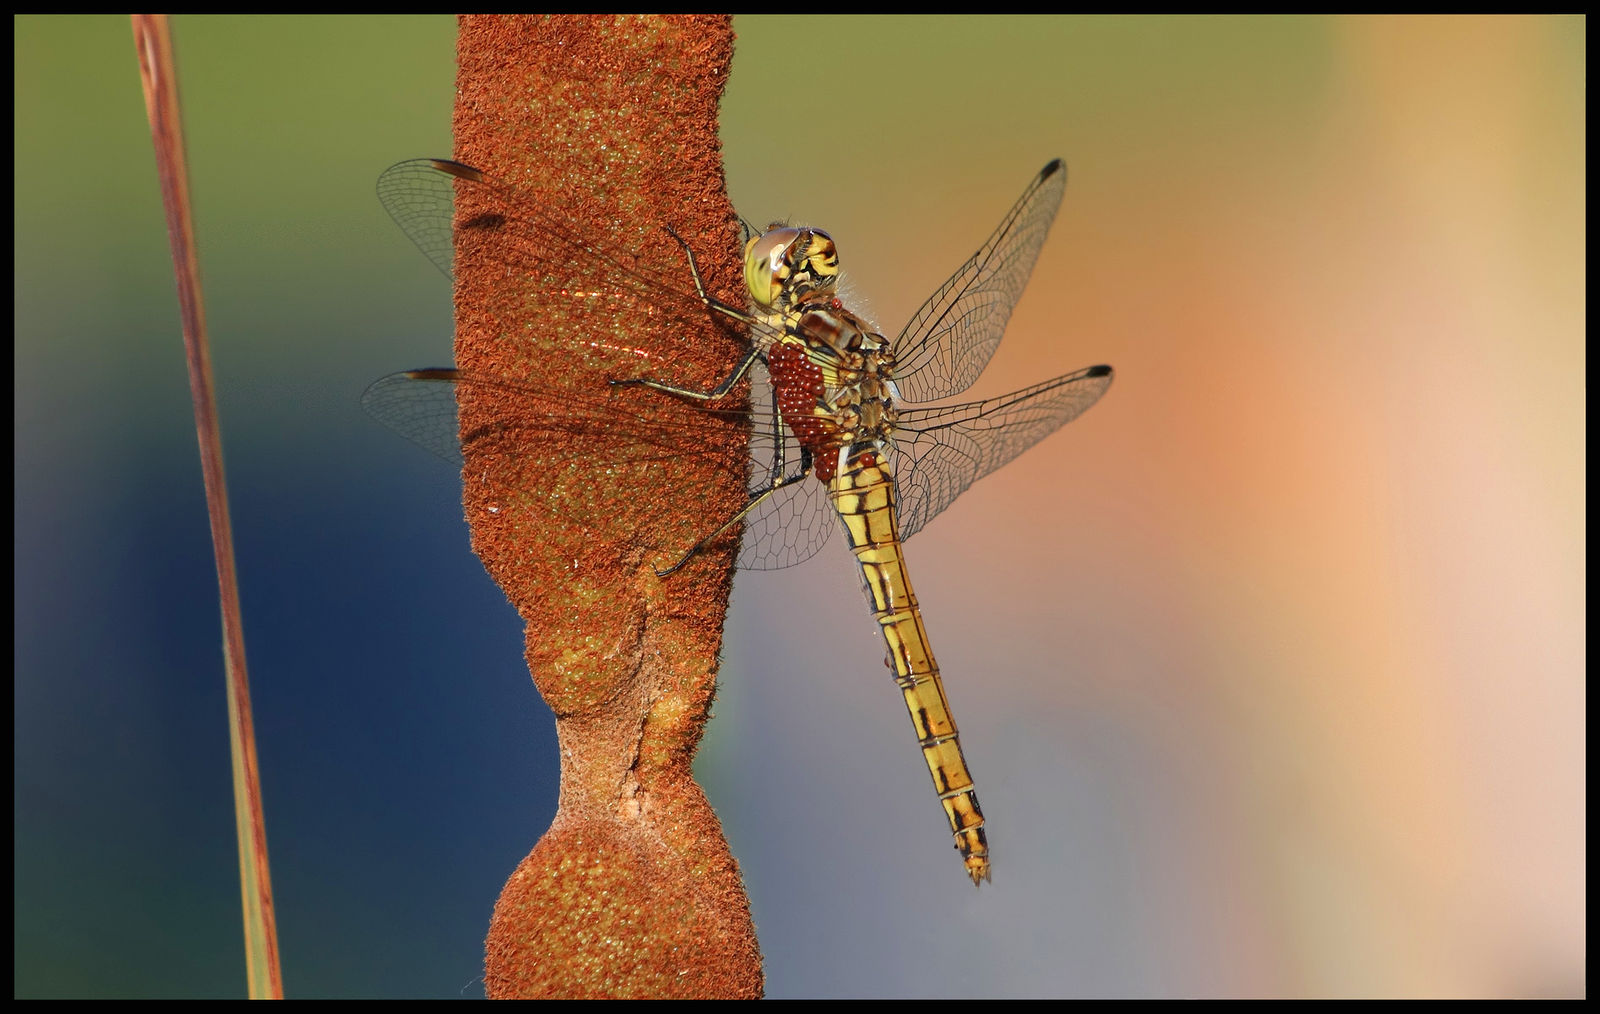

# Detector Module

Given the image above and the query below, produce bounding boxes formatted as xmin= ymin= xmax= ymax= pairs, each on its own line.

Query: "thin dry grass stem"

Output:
xmin=129 ymin=14 xmax=282 ymax=1000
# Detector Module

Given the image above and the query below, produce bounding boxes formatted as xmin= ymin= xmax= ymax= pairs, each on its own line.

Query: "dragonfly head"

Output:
xmin=743 ymin=226 xmax=839 ymax=310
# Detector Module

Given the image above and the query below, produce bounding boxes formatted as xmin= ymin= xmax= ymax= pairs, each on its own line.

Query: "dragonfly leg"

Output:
xmin=662 ymin=224 xmax=755 ymax=328
xmin=655 ymin=449 xmax=813 ymax=578
xmin=762 ymin=384 xmax=789 ymax=481
xmin=611 ymin=344 xmax=763 ymax=402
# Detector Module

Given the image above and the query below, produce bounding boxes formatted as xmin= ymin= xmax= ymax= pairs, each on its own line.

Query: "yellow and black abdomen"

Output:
xmin=827 ymin=451 xmax=991 ymax=886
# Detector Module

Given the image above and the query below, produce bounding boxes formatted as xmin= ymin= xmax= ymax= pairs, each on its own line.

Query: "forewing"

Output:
xmin=891 ymin=363 xmax=1113 ymax=540
xmin=892 ymin=160 xmax=1069 ymax=403
xmin=376 ymin=159 xmax=767 ymax=355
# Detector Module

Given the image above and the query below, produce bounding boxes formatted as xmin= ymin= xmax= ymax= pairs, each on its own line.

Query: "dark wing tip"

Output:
xmin=1041 ymin=158 xmax=1066 ymax=181
xmin=1086 ymin=363 xmax=1113 ymax=379
xmin=361 ymin=368 xmax=457 ymax=402
xmin=402 ymin=367 xmax=460 ymax=382
xmin=428 ymin=159 xmax=485 ymax=182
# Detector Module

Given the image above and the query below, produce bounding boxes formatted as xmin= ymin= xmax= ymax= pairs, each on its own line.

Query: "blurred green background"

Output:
xmin=13 ymin=15 xmax=1585 ymax=998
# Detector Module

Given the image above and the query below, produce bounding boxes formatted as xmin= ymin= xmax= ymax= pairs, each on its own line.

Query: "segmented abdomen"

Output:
xmin=827 ymin=455 xmax=991 ymax=886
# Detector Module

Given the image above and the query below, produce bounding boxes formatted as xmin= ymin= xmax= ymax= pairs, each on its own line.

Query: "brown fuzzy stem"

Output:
xmin=453 ymin=15 xmax=763 ymax=999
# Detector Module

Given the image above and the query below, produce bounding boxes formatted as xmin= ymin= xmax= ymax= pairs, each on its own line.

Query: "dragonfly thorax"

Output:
xmin=745 ymin=222 xmax=906 ymax=482
xmin=764 ymin=293 xmax=901 ymax=484
xmin=743 ymin=226 xmax=839 ymax=311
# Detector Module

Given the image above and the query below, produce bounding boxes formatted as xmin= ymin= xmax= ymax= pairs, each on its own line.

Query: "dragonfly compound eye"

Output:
xmin=743 ymin=226 xmax=840 ymax=309
xmin=744 ymin=227 xmax=804 ymax=308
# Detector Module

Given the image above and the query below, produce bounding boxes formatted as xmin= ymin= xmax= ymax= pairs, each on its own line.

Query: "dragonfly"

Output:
xmin=365 ymin=157 xmax=1113 ymax=886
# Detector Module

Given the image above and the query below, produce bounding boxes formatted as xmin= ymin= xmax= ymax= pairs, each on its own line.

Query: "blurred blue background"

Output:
xmin=14 ymin=15 xmax=1585 ymax=998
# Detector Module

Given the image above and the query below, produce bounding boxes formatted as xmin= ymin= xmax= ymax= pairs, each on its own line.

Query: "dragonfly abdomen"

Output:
xmin=827 ymin=454 xmax=991 ymax=886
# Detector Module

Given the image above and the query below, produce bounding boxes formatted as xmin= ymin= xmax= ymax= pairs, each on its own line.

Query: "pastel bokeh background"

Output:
xmin=13 ymin=15 xmax=1584 ymax=998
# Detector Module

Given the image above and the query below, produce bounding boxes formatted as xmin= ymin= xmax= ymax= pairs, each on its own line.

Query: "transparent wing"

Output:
xmin=891 ymin=364 xmax=1113 ymax=541
xmin=363 ymin=369 xmax=472 ymax=466
xmin=370 ymin=159 xmax=836 ymax=570
xmin=377 ymin=159 xmax=764 ymax=344
xmin=362 ymin=367 xmax=833 ymax=571
xmin=892 ymin=160 xmax=1069 ymax=403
